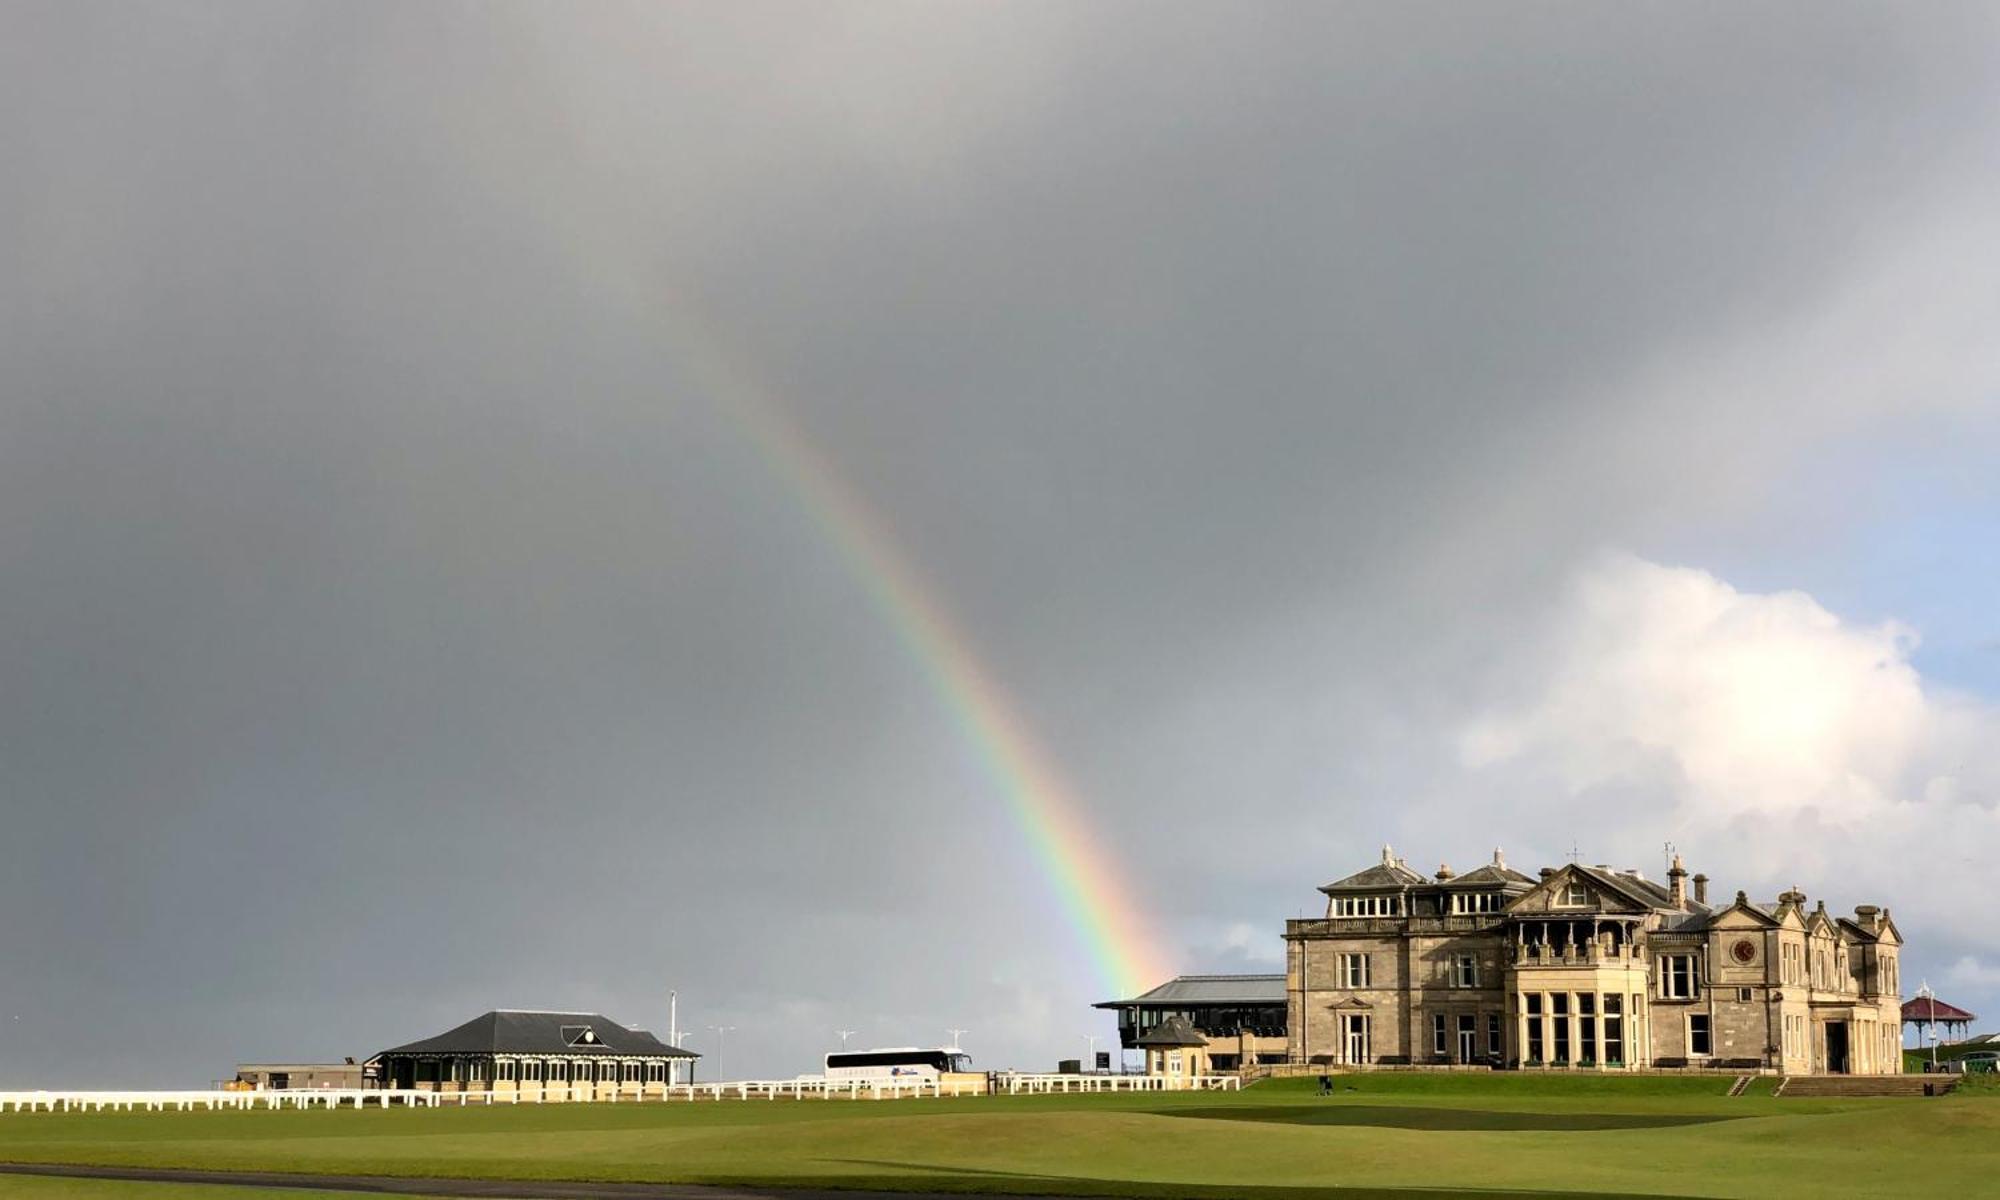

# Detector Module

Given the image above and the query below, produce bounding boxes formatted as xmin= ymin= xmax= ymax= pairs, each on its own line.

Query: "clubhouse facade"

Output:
xmin=1101 ymin=847 xmax=1904 ymax=1076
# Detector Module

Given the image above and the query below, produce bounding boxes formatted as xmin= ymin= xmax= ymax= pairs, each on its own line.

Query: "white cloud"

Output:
xmin=1462 ymin=555 xmax=1945 ymax=824
xmin=1943 ymin=955 xmax=2000 ymax=990
xmin=1458 ymin=554 xmax=2000 ymax=955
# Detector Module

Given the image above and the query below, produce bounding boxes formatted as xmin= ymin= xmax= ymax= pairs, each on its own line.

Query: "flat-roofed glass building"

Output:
xmin=1094 ymin=974 xmax=1290 ymax=1071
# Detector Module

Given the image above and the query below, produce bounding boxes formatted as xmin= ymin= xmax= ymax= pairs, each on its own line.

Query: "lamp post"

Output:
xmin=668 ymin=990 xmax=681 ymax=1085
xmin=837 ymin=1030 xmax=857 ymax=1050
xmin=1085 ymin=1034 xmax=1100 ymax=1072
xmin=946 ymin=1029 xmax=968 ymax=1052
xmin=707 ymin=1025 xmax=736 ymax=1083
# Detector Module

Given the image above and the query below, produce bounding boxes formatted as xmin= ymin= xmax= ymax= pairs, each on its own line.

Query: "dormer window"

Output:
xmin=1332 ymin=894 xmax=1404 ymax=918
xmin=1561 ymin=882 xmax=1589 ymax=907
xmin=1450 ymin=892 xmax=1504 ymax=915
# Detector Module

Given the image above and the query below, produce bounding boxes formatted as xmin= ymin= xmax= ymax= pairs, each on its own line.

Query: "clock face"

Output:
xmin=1731 ymin=939 xmax=1757 ymax=965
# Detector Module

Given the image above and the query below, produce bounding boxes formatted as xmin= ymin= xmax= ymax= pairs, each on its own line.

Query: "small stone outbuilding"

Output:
xmin=1137 ymin=1014 xmax=1212 ymax=1088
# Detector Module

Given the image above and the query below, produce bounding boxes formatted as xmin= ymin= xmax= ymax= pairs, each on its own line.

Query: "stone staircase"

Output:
xmin=1775 ymin=1075 xmax=1958 ymax=1098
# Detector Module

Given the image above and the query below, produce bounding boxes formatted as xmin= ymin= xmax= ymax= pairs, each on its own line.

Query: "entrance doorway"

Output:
xmin=1826 ymin=1021 xmax=1850 ymax=1074
xmin=1341 ymin=1014 xmax=1371 ymax=1064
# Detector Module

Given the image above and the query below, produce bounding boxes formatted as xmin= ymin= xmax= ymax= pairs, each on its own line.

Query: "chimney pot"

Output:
xmin=1693 ymin=873 xmax=1709 ymax=905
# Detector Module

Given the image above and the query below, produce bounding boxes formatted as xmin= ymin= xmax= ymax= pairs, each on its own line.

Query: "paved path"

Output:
xmin=0 ymin=1163 xmax=1045 ymax=1199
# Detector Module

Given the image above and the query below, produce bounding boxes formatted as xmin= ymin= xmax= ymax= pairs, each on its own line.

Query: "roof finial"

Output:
xmin=1381 ymin=843 xmax=1394 ymax=866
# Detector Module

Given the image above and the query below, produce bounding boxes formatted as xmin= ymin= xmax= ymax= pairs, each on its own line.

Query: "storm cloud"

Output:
xmin=4 ymin=2 xmax=2000 ymax=1084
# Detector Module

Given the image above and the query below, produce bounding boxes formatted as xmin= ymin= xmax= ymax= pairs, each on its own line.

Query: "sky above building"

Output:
xmin=4 ymin=2 xmax=2000 ymax=1084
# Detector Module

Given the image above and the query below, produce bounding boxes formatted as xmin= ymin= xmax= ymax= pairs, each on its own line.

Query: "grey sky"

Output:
xmin=5 ymin=2 xmax=2000 ymax=1084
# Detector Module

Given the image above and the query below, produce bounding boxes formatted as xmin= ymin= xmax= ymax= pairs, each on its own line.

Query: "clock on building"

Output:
xmin=1731 ymin=938 xmax=1757 ymax=964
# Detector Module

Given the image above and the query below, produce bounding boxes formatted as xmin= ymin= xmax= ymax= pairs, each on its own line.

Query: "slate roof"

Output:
xmin=1094 ymin=974 xmax=1286 ymax=1009
xmin=1446 ymin=862 xmax=1535 ymax=888
xmin=374 ymin=1010 xmax=698 ymax=1059
xmin=1134 ymin=1014 xmax=1210 ymax=1048
xmin=1321 ymin=860 xmax=1428 ymax=893
xmin=1571 ymin=864 xmax=1704 ymax=914
xmin=1653 ymin=910 xmax=1712 ymax=933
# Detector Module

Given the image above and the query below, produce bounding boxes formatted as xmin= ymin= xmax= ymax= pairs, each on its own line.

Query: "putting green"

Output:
xmin=1 ymin=1075 xmax=1994 ymax=1198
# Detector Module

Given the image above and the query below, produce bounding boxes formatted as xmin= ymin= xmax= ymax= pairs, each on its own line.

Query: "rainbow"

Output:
xmin=661 ymin=305 xmax=1173 ymax=1001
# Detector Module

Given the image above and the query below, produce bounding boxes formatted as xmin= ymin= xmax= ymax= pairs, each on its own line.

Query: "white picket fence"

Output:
xmin=0 ymin=1076 xmax=976 ymax=1113
xmin=0 ymin=1071 xmax=1238 ymax=1114
xmin=996 ymin=1072 xmax=1240 ymax=1094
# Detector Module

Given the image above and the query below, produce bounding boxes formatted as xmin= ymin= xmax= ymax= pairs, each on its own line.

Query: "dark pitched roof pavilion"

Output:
xmin=1134 ymin=1014 xmax=1209 ymax=1048
xmin=375 ymin=1010 xmax=698 ymax=1060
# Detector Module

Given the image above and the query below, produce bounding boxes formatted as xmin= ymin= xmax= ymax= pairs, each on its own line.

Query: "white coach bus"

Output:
xmin=823 ymin=1047 xmax=974 ymax=1081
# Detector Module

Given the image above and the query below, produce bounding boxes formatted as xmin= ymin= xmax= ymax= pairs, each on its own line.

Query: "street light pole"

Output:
xmin=707 ymin=1025 xmax=737 ymax=1083
xmin=946 ymin=1029 xmax=968 ymax=1052
xmin=668 ymin=990 xmax=680 ymax=1085
xmin=836 ymin=1030 xmax=857 ymax=1050
xmin=1085 ymin=1034 xmax=1100 ymax=1071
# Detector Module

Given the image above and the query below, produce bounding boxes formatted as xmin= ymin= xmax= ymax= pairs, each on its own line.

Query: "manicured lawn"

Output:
xmin=3 ymin=1074 xmax=1997 ymax=1198
xmin=0 ymin=1182 xmax=373 ymax=1200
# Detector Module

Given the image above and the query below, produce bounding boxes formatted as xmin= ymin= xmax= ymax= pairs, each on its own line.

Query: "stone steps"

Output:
xmin=1776 ymin=1075 xmax=1957 ymax=1098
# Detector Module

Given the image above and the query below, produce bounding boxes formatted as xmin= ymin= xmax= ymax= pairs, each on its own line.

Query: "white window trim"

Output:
xmin=1660 ymin=954 xmax=1699 ymax=999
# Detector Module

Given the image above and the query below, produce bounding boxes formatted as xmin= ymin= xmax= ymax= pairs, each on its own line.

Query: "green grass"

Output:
xmin=2 ymin=1074 xmax=1997 ymax=1199
xmin=0 ymin=1182 xmax=394 ymax=1199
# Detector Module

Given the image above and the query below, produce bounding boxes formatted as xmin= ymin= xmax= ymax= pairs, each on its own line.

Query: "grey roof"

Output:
xmin=374 ymin=1010 xmax=698 ymax=1059
xmin=1447 ymin=862 xmax=1534 ymax=888
xmin=1134 ymin=1014 xmax=1210 ymax=1048
xmin=1570 ymin=864 xmax=1709 ymax=914
xmin=1321 ymin=860 xmax=1428 ymax=893
xmin=1094 ymin=973 xmax=1285 ymax=1009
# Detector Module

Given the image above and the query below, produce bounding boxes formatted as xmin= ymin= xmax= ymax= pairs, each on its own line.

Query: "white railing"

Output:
xmin=0 ymin=1077 xmax=986 ymax=1113
xmin=0 ymin=1089 xmax=443 ymax=1113
xmin=995 ymin=1072 xmax=1240 ymax=1094
xmin=0 ymin=1072 xmax=1231 ymax=1113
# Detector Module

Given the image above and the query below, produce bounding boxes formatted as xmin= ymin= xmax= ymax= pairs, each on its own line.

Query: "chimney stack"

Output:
xmin=1855 ymin=904 xmax=1881 ymax=933
xmin=1436 ymin=862 xmax=1454 ymax=881
xmin=1692 ymin=873 xmax=1708 ymax=906
xmin=1668 ymin=852 xmax=1688 ymax=910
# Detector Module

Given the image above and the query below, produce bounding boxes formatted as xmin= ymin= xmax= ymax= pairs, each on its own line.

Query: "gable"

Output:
xmin=1505 ymin=865 xmax=1652 ymax=915
xmin=1709 ymin=905 xmax=1777 ymax=931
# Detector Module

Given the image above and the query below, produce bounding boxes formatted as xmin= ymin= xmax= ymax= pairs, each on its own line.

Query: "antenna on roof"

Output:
xmin=1663 ymin=841 xmax=1675 ymax=879
xmin=1567 ymin=840 xmax=1580 ymax=863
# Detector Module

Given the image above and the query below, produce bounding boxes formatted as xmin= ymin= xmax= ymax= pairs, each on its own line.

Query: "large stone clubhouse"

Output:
xmin=1101 ymin=846 xmax=1903 ymax=1077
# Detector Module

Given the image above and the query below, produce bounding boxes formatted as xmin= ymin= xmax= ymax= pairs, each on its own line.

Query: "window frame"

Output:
xmin=1660 ymin=954 xmax=1699 ymax=999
